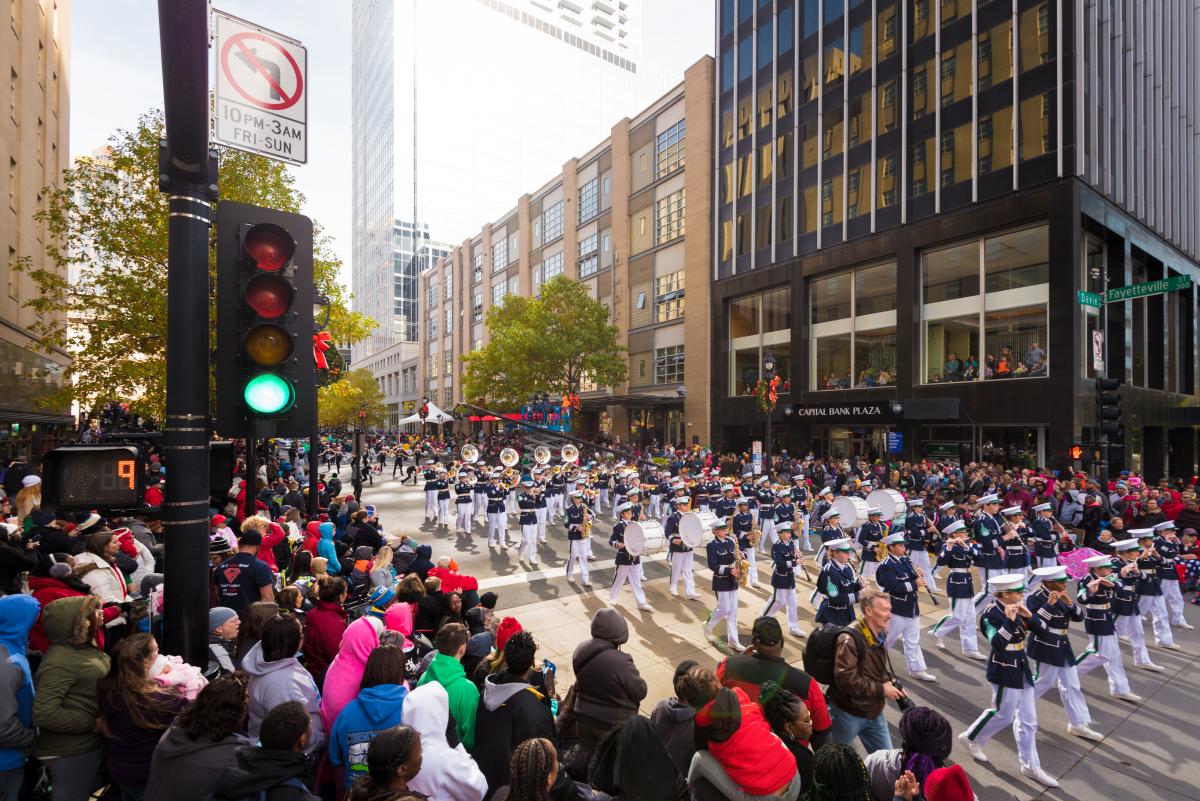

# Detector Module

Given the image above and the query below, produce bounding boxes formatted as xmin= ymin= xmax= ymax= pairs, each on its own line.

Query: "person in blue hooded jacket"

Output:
xmin=0 ymin=594 xmax=39 ymax=801
xmin=328 ymin=644 xmax=409 ymax=791
xmin=317 ymin=521 xmax=341 ymax=575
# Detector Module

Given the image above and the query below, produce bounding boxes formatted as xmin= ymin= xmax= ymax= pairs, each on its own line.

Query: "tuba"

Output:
xmin=500 ymin=448 xmax=520 ymax=468
xmin=461 ymin=443 xmax=480 ymax=464
xmin=561 ymin=444 xmax=580 ymax=464
xmin=534 ymin=446 xmax=552 ymax=465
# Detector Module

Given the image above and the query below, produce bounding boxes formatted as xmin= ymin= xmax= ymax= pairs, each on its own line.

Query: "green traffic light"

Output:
xmin=243 ymin=373 xmax=294 ymax=415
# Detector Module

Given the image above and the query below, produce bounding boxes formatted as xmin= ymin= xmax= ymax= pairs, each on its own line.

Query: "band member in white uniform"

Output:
xmin=874 ymin=533 xmax=936 ymax=682
xmin=665 ymin=495 xmax=699 ymax=599
xmin=454 ymin=471 xmax=474 ymax=533
xmin=610 ymin=502 xmax=651 ymax=610
xmin=516 ymin=479 xmax=540 ymax=566
xmin=1154 ymin=520 xmax=1193 ymax=629
xmin=485 ymin=472 xmax=510 ymax=549
xmin=763 ymin=522 xmax=805 ymax=637
xmin=705 ymin=516 xmax=744 ymax=651
xmin=564 ymin=491 xmax=591 ymax=587
xmin=855 ymin=507 xmax=887 ymax=583
xmin=928 ymin=521 xmax=986 ymax=660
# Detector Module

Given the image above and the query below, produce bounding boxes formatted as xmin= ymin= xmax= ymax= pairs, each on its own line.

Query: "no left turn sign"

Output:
xmin=213 ymin=10 xmax=307 ymax=165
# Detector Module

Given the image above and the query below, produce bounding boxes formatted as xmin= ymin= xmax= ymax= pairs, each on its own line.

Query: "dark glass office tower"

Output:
xmin=712 ymin=0 xmax=1199 ymax=478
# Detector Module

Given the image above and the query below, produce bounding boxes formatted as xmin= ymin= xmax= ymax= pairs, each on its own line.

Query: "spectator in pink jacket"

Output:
xmin=320 ymin=615 xmax=383 ymax=730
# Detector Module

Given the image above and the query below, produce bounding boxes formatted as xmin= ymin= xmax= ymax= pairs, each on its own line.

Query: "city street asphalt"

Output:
xmin=347 ymin=468 xmax=1200 ymax=801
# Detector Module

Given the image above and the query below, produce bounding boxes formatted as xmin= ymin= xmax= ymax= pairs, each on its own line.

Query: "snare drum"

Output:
xmin=867 ymin=488 xmax=906 ymax=521
xmin=625 ymin=520 xmax=666 ymax=557
xmin=832 ymin=496 xmax=869 ymax=528
xmin=679 ymin=510 xmax=721 ymax=549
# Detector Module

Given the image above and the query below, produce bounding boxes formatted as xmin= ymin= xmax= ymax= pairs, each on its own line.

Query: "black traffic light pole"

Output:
xmin=157 ymin=0 xmax=215 ymax=666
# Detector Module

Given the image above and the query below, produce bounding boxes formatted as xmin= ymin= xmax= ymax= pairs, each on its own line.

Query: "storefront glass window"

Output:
xmin=810 ymin=261 xmax=898 ymax=390
xmin=729 ymin=288 xmax=792 ymax=395
xmin=922 ymin=224 xmax=1049 ymax=383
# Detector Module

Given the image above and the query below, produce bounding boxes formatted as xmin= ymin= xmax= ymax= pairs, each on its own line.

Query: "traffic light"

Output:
xmin=1095 ymin=377 xmax=1122 ymax=437
xmin=216 ymin=200 xmax=314 ymax=437
xmin=1070 ymin=444 xmax=1084 ymax=460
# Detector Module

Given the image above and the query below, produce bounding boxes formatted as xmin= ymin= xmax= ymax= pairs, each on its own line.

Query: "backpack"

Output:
xmin=204 ymin=777 xmax=308 ymax=801
xmin=802 ymin=623 xmax=866 ymax=686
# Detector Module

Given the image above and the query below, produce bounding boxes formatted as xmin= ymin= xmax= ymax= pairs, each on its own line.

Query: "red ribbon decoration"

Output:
xmin=313 ymin=331 xmax=332 ymax=370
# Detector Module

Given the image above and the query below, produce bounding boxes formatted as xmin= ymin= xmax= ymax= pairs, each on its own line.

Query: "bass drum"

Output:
xmin=867 ymin=488 xmax=907 ymax=522
xmin=624 ymin=520 xmax=666 ymax=557
xmin=832 ymin=496 xmax=869 ymax=528
xmin=679 ymin=510 xmax=721 ymax=549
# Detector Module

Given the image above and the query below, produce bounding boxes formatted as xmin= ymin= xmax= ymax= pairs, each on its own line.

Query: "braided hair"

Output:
xmin=346 ymin=725 xmax=421 ymax=801
xmin=759 ymin=680 xmax=804 ymax=736
xmin=802 ymin=743 xmax=872 ymax=801
xmin=507 ymin=737 xmax=557 ymax=801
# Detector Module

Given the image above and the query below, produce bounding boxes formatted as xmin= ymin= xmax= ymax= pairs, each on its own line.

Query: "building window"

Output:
xmin=493 ymin=236 xmax=508 ymax=272
xmin=426 ymin=279 xmax=437 ymax=308
xmin=578 ymin=234 xmax=599 ymax=278
xmin=543 ymin=201 xmax=564 ymax=243
xmin=922 ymin=225 xmax=1049 ymax=384
xmin=532 ymin=264 xmax=543 ymax=295
xmin=472 ymin=292 xmax=483 ymax=324
xmin=532 ymin=217 xmax=542 ymax=247
xmin=728 ymin=287 xmax=791 ymax=396
xmin=578 ymin=178 xmax=599 ymax=223
xmin=444 ymin=347 xmax=453 ymax=375
xmin=492 ymin=281 xmax=506 ymax=306
xmin=656 ymin=190 xmax=685 ymax=245
xmin=655 ymin=119 xmax=685 ymax=178
xmin=601 ymin=173 xmax=612 ymax=210
xmin=542 ymin=251 xmax=564 ymax=282
xmin=444 ymin=269 xmax=452 ymax=300
xmin=472 ymin=244 xmax=483 ymax=284
xmin=444 ymin=306 xmax=453 ymax=335
xmin=444 ymin=386 xmax=453 ymax=407
xmin=655 ymin=271 xmax=685 ymax=322
xmin=810 ymin=262 xmax=898 ymax=390
xmin=655 ymin=345 xmax=685 ymax=384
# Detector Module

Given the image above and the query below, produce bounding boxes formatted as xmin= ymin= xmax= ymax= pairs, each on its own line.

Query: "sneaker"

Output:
xmin=789 ymin=628 xmax=807 ymax=638
xmin=637 ymin=603 xmax=652 ymax=611
xmin=1112 ymin=691 xmax=1143 ymax=703
xmin=910 ymin=671 xmax=937 ymax=682
xmin=1158 ymin=642 xmax=1182 ymax=650
xmin=1175 ymin=622 xmax=1195 ymax=630
xmin=669 ymin=587 xmax=678 ymax=596
xmin=582 ymin=582 xmax=592 ymax=588
xmin=965 ymin=651 xmax=988 ymax=661
xmin=1067 ymin=724 xmax=1104 ymax=741
xmin=1118 ymin=635 xmax=1130 ymax=643
xmin=1020 ymin=765 xmax=1060 ymax=788
xmin=686 ymin=594 xmax=702 ymax=601
xmin=958 ymin=732 xmax=988 ymax=763
xmin=1136 ymin=662 xmax=1165 ymax=672
xmin=727 ymin=640 xmax=746 ymax=653
xmin=933 ymin=637 xmax=946 ymax=650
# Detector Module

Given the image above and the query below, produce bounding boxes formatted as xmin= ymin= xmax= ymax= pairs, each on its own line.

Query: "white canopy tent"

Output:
xmin=399 ymin=400 xmax=455 ymax=426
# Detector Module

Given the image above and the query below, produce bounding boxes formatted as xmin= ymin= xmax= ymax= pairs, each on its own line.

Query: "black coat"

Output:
xmin=472 ymin=672 xmax=557 ymax=794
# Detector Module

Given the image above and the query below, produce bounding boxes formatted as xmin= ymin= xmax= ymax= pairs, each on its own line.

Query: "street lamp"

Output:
xmin=762 ymin=352 xmax=776 ymax=477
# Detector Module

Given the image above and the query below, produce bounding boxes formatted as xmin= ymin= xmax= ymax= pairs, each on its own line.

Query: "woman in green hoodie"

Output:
xmin=33 ymin=594 xmax=111 ymax=801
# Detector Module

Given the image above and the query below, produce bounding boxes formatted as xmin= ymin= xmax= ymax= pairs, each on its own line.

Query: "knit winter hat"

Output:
xmin=496 ymin=616 xmax=523 ymax=653
xmin=208 ymin=606 xmax=237 ymax=632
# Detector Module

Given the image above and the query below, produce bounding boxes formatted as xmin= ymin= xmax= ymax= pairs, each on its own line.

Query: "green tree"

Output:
xmin=462 ymin=276 xmax=627 ymax=409
xmin=317 ymin=368 xmax=387 ymax=429
xmin=16 ymin=110 xmax=374 ymax=419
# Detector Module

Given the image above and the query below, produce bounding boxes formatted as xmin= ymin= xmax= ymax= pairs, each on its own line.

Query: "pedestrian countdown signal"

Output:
xmin=216 ymin=201 xmax=314 ymax=437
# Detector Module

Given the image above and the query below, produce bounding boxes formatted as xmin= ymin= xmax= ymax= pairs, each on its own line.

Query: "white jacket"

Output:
xmin=402 ymin=682 xmax=487 ymax=801
xmin=75 ymin=551 xmax=130 ymax=625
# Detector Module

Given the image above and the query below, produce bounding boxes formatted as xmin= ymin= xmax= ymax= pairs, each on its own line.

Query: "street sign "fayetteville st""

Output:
xmin=1078 ymin=275 xmax=1192 ymax=307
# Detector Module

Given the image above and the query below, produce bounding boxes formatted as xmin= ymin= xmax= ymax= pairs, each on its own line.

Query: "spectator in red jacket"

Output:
xmin=301 ymin=521 xmax=321 ymax=556
xmin=27 ymin=554 xmax=121 ymax=653
xmin=304 ymin=575 xmax=348 ymax=689
xmin=240 ymin=515 xmax=287 ymax=573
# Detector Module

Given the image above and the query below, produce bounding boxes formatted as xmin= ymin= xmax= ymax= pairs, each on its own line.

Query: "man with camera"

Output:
xmin=827 ymin=588 xmax=911 ymax=753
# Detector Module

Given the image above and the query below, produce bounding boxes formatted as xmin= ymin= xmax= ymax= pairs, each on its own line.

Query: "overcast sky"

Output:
xmin=69 ymin=1 xmax=714 ymax=283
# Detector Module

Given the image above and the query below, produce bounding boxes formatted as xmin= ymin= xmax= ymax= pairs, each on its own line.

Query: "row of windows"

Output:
xmin=656 ymin=190 xmax=686 ymax=245
xmin=543 ymin=200 xmax=565 ymax=244
xmin=578 ymin=233 xmax=599 ymax=278
xmin=656 ymin=120 xmax=686 ymax=178
xmin=632 ymin=345 xmax=687 ymax=386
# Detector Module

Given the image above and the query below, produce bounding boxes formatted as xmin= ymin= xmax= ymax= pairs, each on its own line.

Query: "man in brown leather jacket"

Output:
xmin=828 ymin=588 xmax=908 ymax=753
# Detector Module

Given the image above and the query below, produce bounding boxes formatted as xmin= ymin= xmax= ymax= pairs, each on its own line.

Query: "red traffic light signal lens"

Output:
xmin=244 ymin=324 xmax=293 ymax=366
xmin=244 ymin=224 xmax=295 ymax=272
xmin=1070 ymin=445 xmax=1083 ymax=459
xmin=245 ymin=275 xmax=294 ymax=318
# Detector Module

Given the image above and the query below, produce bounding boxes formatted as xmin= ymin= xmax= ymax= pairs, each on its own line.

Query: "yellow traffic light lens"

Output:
xmin=244 ymin=324 xmax=293 ymax=366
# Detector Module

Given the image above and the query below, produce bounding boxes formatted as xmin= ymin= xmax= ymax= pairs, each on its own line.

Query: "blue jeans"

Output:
xmin=0 ymin=768 xmax=23 ymax=801
xmin=828 ymin=700 xmax=892 ymax=754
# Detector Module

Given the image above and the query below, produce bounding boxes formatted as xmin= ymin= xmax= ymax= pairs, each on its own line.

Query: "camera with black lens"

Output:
xmin=893 ymin=678 xmax=914 ymax=712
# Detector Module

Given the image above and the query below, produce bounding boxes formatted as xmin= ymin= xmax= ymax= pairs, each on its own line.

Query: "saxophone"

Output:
xmin=582 ymin=508 xmax=593 ymax=539
xmin=736 ymin=554 xmax=751 ymax=587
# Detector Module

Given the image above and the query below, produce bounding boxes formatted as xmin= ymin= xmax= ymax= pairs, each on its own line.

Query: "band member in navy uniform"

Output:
xmin=774 ymin=489 xmax=798 ymax=551
xmin=472 ymin=471 xmax=489 ymax=521
xmin=1028 ymin=503 xmax=1060 ymax=571
xmin=903 ymin=498 xmax=939 ymax=592
xmin=1111 ymin=538 xmax=1163 ymax=671
xmin=763 ymin=522 xmax=804 ymax=637
xmin=815 ymin=538 xmax=861 ymax=627
xmin=733 ymin=498 xmax=758 ymax=588
xmin=960 ymin=574 xmax=1059 ymax=788
xmin=874 ymin=533 xmax=936 ymax=682
xmin=1132 ymin=528 xmax=1179 ymax=652
xmin=1076 ymin=553 xmax=1141 ymax=701
xmin=610 ymin=502 xmax=651 ymax=610
xmin=454 ymin=471 xmax=474 ymax=533
xmin=807 ymin=487 xmax=834 ymax=551
xmin=756 ymin=479 xmax=777 ymax=555
xmin=1027 ymin=565 xmax=1102 ymax=741
xmin=422 ymin=461 xmax=438 ymax=521
xmin=1154 ymin=520 xmax=1192 ymax=629
xmin=999 ymin=506 xmax=1031 ymax=584
xmin=534 ymin=470 xmax=550 ymax=543
xmin=856 ymin=507 xmax=888 ymax=583
xmin=713 ymin=485 xmax=738 ymax=521
xmin=485 ymin=472 xmax=511 ymax=549
xmin=626 ymin=487 xmax=643 ymax=522
xmin=666 ymin=495 xmax=699 ymax=599
xmin=972 ymin=494 xmax=1006 ymax=607
xmin=705 ymin=517 xmax=745 ymax=651
xmin=517 ymin=479 xmax=540 ymax=566
xmin=564 ymin=491 xmax=591 ymax=587
xmin=929 ymin=520 xmax=986 ymax=659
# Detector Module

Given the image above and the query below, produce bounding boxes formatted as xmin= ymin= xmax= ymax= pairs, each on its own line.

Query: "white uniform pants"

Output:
xmin=649 ymin=495 xmax=661 ymax=519
xmin=566 ymin=540 xmax=590 ymax=584
xmin=861 ymin=561 xmax=880 ymax=585
xmin=1140 ymin=594 xmax=1175 ymax=646
xmin=758 ymin=520 xmax=777 ymax=555
xmin=799 ymin=520 xmax=813 ymax=551
xmin=965 ymin=683 xmax=1042 ymax=771
xmin=909 ymin=550 xmax=939 ymax=593
xmin=1162 ymin=580 xmax=1187 ymax=625
xmin=706 ymin=588 xmax=740 ymax=644
xmin=506 ymin=491 xmax=517 ymax=515
xmin=424 ymin=490 xmax=437 ymax=518
xmin=1077 ymin=633 xmax=1132 ymax=695
xmin=455 ymin=504 xmax=471 ymax=532
xmin=1116 ymin=613 xmax=1153 ymax=664
xmin=437 ymin=498 xmax=450 ymax=525
xmin=669 ymin=551 xmax=696 ymax=596
xmin=1033 ymin=663 xmax=1092 ymax=727
xmin=518 ymin=524 xmax=539 ymax=565
xmin=763 ymin=587 xmax=800 ymax=633
xmin=473 ymin=492 xmax=486 ymax=518
xmin=599 ymin=488 xmax=609 ymax=510
xmin=535 ymin=508 xmax=548 ymax=542
xmin=742 ymin=547 xmax=759 ymax=587
xmin=487 ymin=512 xmax=508 ymax=546
xmin=929 ymin=597 xmax=982 ymax=654
xmin=885 ymin=614 xmax=928 ymax=674
xmin=610 ymin=564 xmax=647 ymax=605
